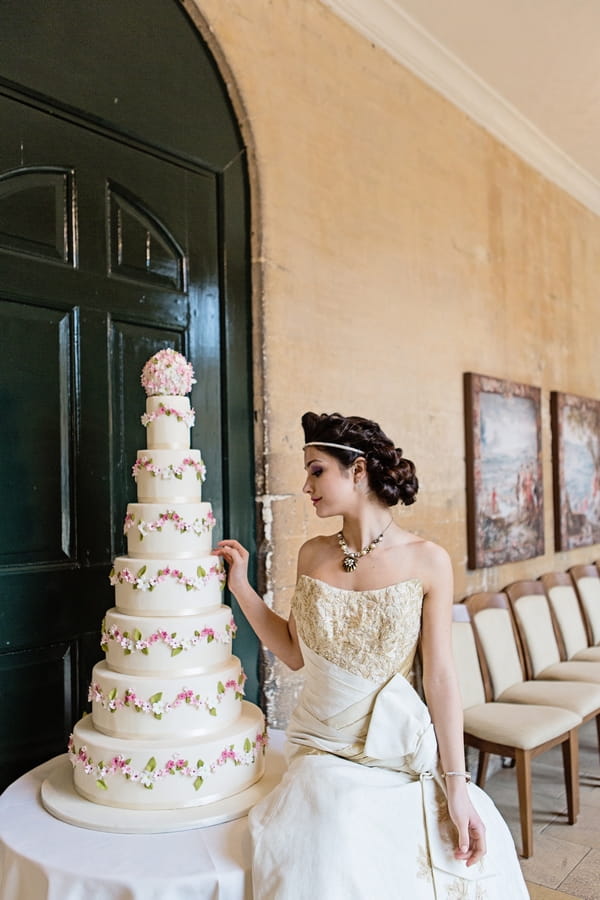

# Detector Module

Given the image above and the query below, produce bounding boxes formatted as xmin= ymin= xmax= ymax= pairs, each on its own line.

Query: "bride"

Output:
xmin=216 ymin=411 xmax=528 ymax=899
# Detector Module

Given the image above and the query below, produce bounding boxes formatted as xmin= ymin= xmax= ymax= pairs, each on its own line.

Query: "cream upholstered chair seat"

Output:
xmin=540 ymin=573 xmax=600 ymax=663
xmin=505 ymin=581 xmax=600 ymax=685
xmin=497 ymin=679 xmax=600 ymax=718
xmin=462 ymin=703 xmax=580 ymax=748
xmin=451 ymin=604 xmax=580 ymax=858
xmin=464 ymin=592 xmax=600 ymax=756
xmin=537 ymin=660 xmax=600 ymax=681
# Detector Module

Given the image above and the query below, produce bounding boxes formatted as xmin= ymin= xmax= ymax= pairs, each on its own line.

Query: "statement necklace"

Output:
xmin=337 ymin=519 xmax=393 ymax=572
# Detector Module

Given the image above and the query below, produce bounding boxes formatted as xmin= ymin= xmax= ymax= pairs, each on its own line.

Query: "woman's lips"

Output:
xmin=311 ymin=497 xmax=321 ymax=505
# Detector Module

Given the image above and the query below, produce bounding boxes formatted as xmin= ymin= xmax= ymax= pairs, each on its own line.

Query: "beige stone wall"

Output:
xmin=186 ymin=0 xmax=600 ymax=724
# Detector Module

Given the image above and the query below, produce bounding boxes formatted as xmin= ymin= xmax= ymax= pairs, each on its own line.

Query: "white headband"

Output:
xmin=303 ymin=441 xmax=364 ymax=455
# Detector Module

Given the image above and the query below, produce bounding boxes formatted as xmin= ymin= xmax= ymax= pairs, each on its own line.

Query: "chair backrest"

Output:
xmin=450 ymin=604 xmax=487 ymax=709
xmin=504 ymin=580 xmax=562 ymax=677
xmin=570 ymin=564 xmax=600 ymax=646
xmin=463 ymin=592 xmax=526 ymax=699
xmin=539 ymin=571 xmax=589 ymax=659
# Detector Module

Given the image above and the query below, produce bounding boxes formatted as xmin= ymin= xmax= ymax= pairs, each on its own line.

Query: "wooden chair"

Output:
xmin=570 ymin=564 xmax=600 ymax=650
xmin=451 ymin=604 xmax=580 ymax=857
xmin=539 ymin=572 xmax=600 ymax=662
xmin=504 ymin=580 xmax=600 ymax=685
xmin=464 ymin=591 xmax=600 ymax=759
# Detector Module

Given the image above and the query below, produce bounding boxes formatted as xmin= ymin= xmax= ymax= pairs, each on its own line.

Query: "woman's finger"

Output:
xmin=466 ymin=822 xmax=486 ymax=865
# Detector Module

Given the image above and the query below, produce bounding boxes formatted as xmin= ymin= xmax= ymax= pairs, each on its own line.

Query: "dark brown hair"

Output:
xmin=302 ymin=411 xmax=418 ymax=507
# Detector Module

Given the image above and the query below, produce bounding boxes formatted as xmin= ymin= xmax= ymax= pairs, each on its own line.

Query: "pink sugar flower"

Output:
xmin=123 ymin=513 xmax=135 ymax=532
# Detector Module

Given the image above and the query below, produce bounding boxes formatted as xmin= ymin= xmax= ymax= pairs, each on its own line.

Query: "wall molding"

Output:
xmin=321 ymin=0 xmax=600 ymax=217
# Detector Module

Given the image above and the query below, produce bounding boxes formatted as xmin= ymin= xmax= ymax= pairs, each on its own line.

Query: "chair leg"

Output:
xmin=514 ymin=748 xmax=533 ymax=859
xmin=476 ymin=750 xmax=490 ymax=788
xmin=561 ymin=729 xmax=580 ymax=823
xmin=595 ymin=713 xmax=600 ymax=765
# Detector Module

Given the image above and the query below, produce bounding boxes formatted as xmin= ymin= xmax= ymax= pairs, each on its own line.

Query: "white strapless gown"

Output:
xmin=249 ymin=576 xmax=529 ymax=899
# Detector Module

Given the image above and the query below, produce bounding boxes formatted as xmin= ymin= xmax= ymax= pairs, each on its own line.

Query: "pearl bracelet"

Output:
xmin=443 ymin=771 xmax=472 ymax=782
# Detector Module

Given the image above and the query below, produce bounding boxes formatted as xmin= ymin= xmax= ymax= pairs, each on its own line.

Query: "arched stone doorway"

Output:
xmin=0 ymin=0 xmax=259 ymax=789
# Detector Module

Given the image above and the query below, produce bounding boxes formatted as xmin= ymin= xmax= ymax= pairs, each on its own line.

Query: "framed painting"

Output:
xmin=551 ymin=391 xmax=600 ymax=550
xmin=464 ymin=373 xmax=544 ymax=569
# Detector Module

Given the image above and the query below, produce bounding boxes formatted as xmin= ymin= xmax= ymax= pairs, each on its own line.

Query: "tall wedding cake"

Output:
xmin=67 ymin=349 xmax=267 ymax=813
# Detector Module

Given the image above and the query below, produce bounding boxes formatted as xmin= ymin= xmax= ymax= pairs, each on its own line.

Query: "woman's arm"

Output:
xmin=419 ymin=542 xmax=486 ymax=866
xmin=215 ymin=539 xmax=304 ymax=670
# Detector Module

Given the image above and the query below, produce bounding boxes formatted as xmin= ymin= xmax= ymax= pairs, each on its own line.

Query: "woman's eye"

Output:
xmin=311 ymin=468 xmax=323 ymax=477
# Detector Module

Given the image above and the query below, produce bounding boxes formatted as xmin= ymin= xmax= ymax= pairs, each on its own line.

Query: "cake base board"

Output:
xmin=41 ymin=751 xmax=285 ymax=834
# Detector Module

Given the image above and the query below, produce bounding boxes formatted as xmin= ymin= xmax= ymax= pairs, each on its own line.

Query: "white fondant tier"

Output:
xmin=142 ymin=396 xmax=194 ymax=450
xmin=89 ymin=658 xmax=246 ymax=739
xmin=111 ymin=555 xmax=225 ymax=616
xmin=133 ymin=449 xmax=205 ymax=502
xmin=102 ymin=606 xmax=236 ymax=675
xmin=69 ymin=702 xmax=267 ymax=810
xmin=124 ymin=503 xmax=215 ymax=558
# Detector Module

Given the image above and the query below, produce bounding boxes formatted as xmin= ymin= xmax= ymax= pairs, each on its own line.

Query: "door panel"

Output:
xmin=0 ymin=641 xmax=77 ymax=787
xmin=0 ymin=95 xmax=224 ymax=788
xmin=1 ymin=298 xmax=76 ymax=566
xmin=0 ymin=166 xmax=76 ymax=264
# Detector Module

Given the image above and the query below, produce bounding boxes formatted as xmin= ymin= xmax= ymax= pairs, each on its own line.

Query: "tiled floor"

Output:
xmin=480 ymin=718 xmax=600 ymax=899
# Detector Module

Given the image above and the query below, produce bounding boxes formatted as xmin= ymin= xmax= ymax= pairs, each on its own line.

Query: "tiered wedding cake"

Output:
xmin=66 ymin=349 xmax=267 ymax=813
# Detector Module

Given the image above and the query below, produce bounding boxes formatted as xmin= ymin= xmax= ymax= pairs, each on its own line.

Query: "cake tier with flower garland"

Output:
xmin=66 ymin=349 xmax=267 ymax=815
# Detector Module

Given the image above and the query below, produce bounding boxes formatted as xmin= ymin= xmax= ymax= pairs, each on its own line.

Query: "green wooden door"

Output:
xmin=0 ymin=91 xmax=252 ymax=790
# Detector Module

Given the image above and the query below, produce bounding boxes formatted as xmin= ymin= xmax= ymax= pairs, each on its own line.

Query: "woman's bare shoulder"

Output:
xmin=297 ymin=534 xmax=337 ymax=573
xmin=392 ymin=531 xmax=452 ymax=587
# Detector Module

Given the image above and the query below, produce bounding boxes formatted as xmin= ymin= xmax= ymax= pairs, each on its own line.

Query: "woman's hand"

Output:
xmin=446 ymin=786 xmax=487 ymax=866
xmin=214 ymin=539 xmax=251 ymax=598
xmin=214 ymin=539 xmax=303 ymax=670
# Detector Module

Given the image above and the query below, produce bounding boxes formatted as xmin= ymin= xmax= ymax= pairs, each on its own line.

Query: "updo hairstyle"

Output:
xmin=301 ymin=411 xmax=418 ymax=507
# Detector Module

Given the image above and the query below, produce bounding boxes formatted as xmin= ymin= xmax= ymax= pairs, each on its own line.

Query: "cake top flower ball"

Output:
xmin=141 ymin=348 xmax=196 ymax=397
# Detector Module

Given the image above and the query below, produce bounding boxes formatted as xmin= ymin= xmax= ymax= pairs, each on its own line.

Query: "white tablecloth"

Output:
xmin=0 ymin=731 xmax=286 ymax=900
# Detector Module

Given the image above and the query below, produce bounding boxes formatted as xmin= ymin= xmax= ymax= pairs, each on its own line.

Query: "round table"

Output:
xmin=0 ymin=731 xmax=285 ymax=900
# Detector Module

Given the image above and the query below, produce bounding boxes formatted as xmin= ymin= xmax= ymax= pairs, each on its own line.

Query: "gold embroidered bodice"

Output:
xmin=291 ymin=575 xmax=424 ymax=684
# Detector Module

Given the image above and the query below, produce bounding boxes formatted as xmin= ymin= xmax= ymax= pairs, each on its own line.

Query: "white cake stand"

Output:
xmin=41 ymin=733 xmax=286 ymax=834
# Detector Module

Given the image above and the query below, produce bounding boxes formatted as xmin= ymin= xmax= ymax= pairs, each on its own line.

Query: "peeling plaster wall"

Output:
xmin=187 ymin=0 xmax=600 ymax=726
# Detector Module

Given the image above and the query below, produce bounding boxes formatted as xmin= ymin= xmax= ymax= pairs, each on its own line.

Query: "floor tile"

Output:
xmin=518 ymin=833 xmax=588 ymax=888
xmin=559 ymin=847 xmax=600 ymax=899
xmin=526 ymin=884 xmax=584 ymax=900
xmin=545 ymin=805 xmax=600 ymax=851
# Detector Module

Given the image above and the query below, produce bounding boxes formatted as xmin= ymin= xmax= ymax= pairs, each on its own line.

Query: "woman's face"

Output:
xmin=302 ymin=449 xmax=356 ymax=517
